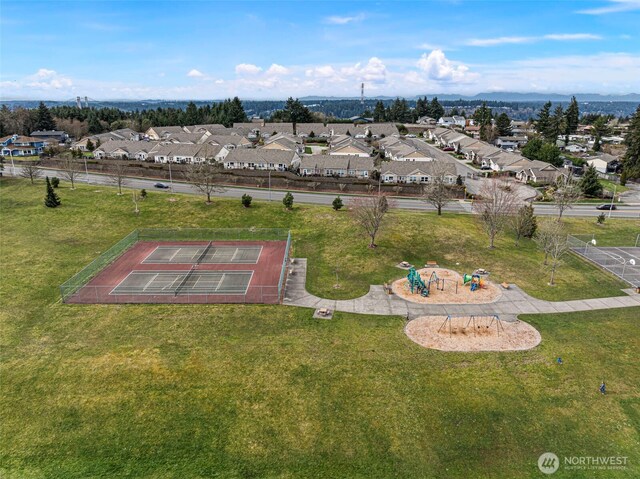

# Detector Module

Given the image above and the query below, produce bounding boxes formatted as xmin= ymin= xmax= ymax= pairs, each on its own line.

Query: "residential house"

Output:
xmin=299 ymin=155 xmax=373 ymax=178
xmin=145 ymin=126 xmax=189 ymax=140
xmin=565 ymin=143 xmax=587 ymax=153
xmin=328 ymin=135 xmax=373 ymax=157
xmin=261 ymin=133 xmax=303 ymax=153
xmin=223 ymin=149 xmax=300 ymax=171
xmin=452 ymin=116 xmax=466 ymax=127
xmin=586 ymin=153 xmax=621 ymax=174
xmin=515 ymin=160 xmax=565 ymax=185
xmin=150 ymin=143 xmax=223 ymax=164
xmin=30 ymin=130 xmax=69 ymax=143
xmin=0 ymin=134 xmax=48 ymax=156
xmin=380 ymin=161 xmax=458 ymax=184
xmin=207 ymin=135 xmax=252 ymax=149
xmin=93 ymin=140 xmax=161 ymax=161
xmin=437 ymin=117 xmax=455 ymax=127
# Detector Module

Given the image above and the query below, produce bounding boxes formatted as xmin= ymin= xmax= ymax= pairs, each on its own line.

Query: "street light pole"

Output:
xmin=83 ymin=154 xmax=89 ymax=183
xmin=268 ymin=170 xmax=272 ymax=201
xmin=608 ymin=185 xmax=616 ymax=219
xmin=168 ymin=161 xmax=174 ymax=192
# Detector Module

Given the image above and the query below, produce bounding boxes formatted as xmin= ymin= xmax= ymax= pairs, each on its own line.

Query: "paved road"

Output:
xmin=7 ymin=165 xmax=640 ymax=218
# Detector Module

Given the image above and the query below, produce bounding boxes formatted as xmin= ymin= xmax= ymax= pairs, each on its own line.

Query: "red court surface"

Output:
xmin=65 ymin=241 xmax=287 ymax=304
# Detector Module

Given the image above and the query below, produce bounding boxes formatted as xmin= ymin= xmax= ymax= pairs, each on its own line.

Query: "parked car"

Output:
xmin=442 ymin=147 xmax=454 ymax=151
xmin=154 ymin=182 xmax=170 ymax=189
xmin=596 ymin=204 xmax=616 ymax=210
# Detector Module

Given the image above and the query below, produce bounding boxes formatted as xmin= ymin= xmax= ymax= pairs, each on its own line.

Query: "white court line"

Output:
xmin=612 ymin=247 xmax=640 ymax=263
xmin=214 ymin=273 xmax=226 ymax=291
xmin=169 ymin=248 xmax=181 ymax=262
xmin=142 ymin=273 xmax=159 ymax=291
xmin=231 ymin=248 xmax=239 ymax=262
xmin=141 ymin=246 xmax=161 ymax=264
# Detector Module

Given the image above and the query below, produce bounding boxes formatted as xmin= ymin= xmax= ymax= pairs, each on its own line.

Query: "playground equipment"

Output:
xmin=463 ymin=273 xmax=484 ymax=292
xmin=438 ymin=314 xmax=504 ymax=337
xmin=407 ymin=267 xmax=429 ymax=296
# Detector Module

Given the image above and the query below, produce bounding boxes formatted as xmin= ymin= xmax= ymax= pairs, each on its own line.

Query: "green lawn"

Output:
xmin=600 ymin=178 xmax=629 ymax=194
xmin=1 ymin=178 xmax=639 ymax=478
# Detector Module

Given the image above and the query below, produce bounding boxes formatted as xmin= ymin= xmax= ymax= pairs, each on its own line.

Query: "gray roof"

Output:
xmin=300 ymin=155 xmax=374 ymax=171
xmin=381 ymin=161 xmax=457 ymax=176
xmin=225 ymin=148 xmax=297 ymax=166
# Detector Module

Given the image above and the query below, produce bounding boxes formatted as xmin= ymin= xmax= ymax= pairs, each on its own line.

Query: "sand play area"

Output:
xmin=391 ymin=268 xmax=501 ymax=304
xmin=405 ymin=315 xmax=541 ymax=352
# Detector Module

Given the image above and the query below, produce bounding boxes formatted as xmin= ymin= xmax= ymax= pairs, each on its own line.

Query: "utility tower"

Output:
xmin=76 ymin=96 xmax=82 ymax=109
xmin=360 ymin=82 xmax=364 ymax=106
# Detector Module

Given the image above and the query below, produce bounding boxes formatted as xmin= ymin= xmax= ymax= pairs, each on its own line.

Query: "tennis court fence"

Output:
xmin=60 ymin=228 xmax=291 ymax=302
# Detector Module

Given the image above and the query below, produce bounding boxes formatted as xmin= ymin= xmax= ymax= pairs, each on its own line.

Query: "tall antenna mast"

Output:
xmin=360 ymin=82 xmax=364 ymax=106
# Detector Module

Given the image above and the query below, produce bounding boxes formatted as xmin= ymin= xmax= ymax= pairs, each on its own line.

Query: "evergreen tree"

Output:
xmin=473 ymin=102 xmax=493 ymax=140
xmin=539 ymin=143 xmax=562 ymax=167
xmin=565 ymin=96 xmax=580 ymax=134
xmin=622 ymin=104 xmax=640 ymax=180
xmin=88 ymin=114 xmax=103 ymax=134
xmin=592 ymin=133 xmax=602 ymax=152
xmin=332 ymin=196 xmax=343 ymax=210
xmin=373 ymin=101 xmax=386 ymax=122
xmin=282 ymin=191 xmax=294 ymax=210
xmin=415 ymin=97 xmax=429 ymax=118
xmin=535 ymin=101 xmax=552 ymax=141
xmin=580 ymin=165 xmax=603 ymax=197
xmin=184 ymin=101 xmax=200 ymax=125
xmin=86 ymin=139 xmax=95 ymax=151
xmin=36 ymin=101 xmax=56 ymax=131
xmin=44 ymin=176 xmax=61 ymax=208
xmin=522 ymin=137 xmax=544 ymax=161
xmin=496 ymin=113 xmax=512 ymax=136
xmin=550 ymin=105 xmax=566 ymax=142
xmin=427 ymin=97 xmax=444 ymax=120
xmin=241 ymin=193 xmax=252 ymax=207
xmin=227 ymin=97 xmax=248 ymax=124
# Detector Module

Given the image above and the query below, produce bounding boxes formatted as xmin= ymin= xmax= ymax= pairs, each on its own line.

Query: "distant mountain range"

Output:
xmin=299 ymin=92 xmax=640 ymax=102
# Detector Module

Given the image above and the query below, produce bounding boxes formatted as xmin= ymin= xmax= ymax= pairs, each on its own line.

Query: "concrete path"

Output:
xmin=283 ymin=258 xmax=640 ymax=317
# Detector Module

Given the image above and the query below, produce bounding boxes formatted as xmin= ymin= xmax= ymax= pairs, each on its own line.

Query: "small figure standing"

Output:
xmin=556 ymin=357 xmax=563 ymax=365
xmin=406 ymin=312 xmax=410 ymax=322
xmin=600 ymin=381 xmax=606 ymax=395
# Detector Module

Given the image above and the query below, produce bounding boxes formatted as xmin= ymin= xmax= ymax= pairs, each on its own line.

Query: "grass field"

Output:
xmin=1 ymin=178 xmax=639 ymax=478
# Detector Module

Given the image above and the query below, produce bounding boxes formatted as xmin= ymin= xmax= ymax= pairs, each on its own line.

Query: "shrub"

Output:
xmin=332 ymin=196 xmax=343 ymax=211
xmin=596 ymin=213 xmax=606 ymax=224
xmin=51 ymin=177 xmax=60 ymax=188
xmin=283 ymin=191 xmax=294 ymax=210
xmin=140 ymin=189 xmax=147 ymax=200
xmin=241 ymin=194 xmax=252 ymax=207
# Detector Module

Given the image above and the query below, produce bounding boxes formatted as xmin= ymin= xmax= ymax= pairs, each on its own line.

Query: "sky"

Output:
xmin=1 ymin=0 xmax=639 ymax=100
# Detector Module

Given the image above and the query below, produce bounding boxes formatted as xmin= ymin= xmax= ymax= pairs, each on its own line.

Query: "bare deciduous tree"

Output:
xmin=472 ymin=179 xmax=520 ymax=249
xmin=553 ymin=174 xmax=581 ymax=221
xmin=308 ymin=181 xmax=321 ymax=191
xmin=107 ymin=162 xmax=128 ymax=195
xmin=535 ymin=220 xmax=570 ymax=285
xmin=61 ymin=156 xmax=81 ymax=189
xmin=338 ymin=183 xmax=348 ymax=192
xmin=510 ymin=203 xmax=537 ymax=246
xmin=421 ymin=162 xmax=454 ymax=215
xmin=256 ymin=178 xmax=265 ymax=188
xmin=19 ymin=163 xmax=43 ymax=184
xmin=350 ymin=194 xmax=391 ymax=248
xmin=184 ymin=162 xmax=225 ymax=204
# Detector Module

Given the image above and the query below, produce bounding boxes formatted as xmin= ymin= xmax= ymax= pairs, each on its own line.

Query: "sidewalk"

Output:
xmin=283 ymin=258 xmax=640 ymax=318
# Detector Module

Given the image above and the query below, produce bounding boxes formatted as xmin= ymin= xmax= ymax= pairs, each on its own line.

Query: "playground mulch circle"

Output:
xmin=405 ymin=316 xmax=541 ymax=352
xmin=391 ymin=268 xmax=502 ymax=304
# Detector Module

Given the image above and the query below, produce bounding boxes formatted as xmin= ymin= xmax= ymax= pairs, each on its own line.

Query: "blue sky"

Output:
xmin=1 ymin=0 xmax=639 ymax=99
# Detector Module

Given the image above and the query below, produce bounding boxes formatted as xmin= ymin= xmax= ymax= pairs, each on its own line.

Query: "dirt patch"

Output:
xmin=405 ymin=315 xmax=541 ymax=352
xmin=391 ymin=268 xmax=501 ymax=304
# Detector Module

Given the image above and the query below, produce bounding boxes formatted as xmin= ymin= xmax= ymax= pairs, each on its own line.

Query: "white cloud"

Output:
xmin=340 ymin=57 xmax=387 ymax=83
xmin=25 ymin=69 xmax=73 ymax=89
xmin=305 ymin=65 xmax=337 ymax=79
xmin=577 ymin=0 xmax=640 ymax=14
xmin=266 ymin=63 xmax=290 ymax=76
xmin=466 ymin=33 xmax=602 ymax=46
xmin=187 ymin=69 xmax=204 ymax=78
xmin=235 ymin=63 xmax=262 ymax=75
xmin=416 ymin=50 xmax=471 ymax=82
xmin=543 ymin=33 xmax=602 ymax=41
xmin=466 ymin=36 xmax=532 ymax=47
xmin=324 ymin=13 xmax=365 ymax=25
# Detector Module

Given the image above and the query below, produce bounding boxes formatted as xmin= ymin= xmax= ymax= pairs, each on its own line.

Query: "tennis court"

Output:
xmin=570 ymin=242 xmax=640 ymax=287
xmin=62 ymin=233 xmax=290 ymax=304
xmin=142 ymin=245 xmax=262 ymax=264
xmin=111 ymin=270 xmax=253 ymax=295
